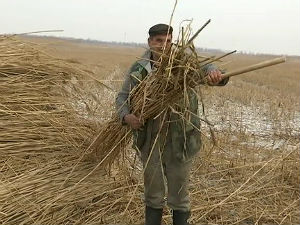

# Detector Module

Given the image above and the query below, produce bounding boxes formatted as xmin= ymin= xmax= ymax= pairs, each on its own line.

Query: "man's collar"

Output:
xmin=136 ymin=49 xmax=152 ymax=74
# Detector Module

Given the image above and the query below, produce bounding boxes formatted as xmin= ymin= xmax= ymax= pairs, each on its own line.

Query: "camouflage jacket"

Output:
xmin=116 ymin=50 xmax=227 ymax=162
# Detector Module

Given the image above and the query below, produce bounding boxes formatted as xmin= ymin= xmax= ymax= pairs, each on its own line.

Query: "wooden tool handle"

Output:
xmin=222 ymin=57 xmax=286 ymax=79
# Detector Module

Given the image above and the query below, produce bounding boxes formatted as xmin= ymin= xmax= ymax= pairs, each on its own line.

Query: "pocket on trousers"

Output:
xmin=184 ymin=128 xmax=201 ymax=160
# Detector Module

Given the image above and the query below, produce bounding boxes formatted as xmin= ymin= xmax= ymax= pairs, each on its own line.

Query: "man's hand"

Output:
xmin=207 ymin=69 xmax=223 ymax=85
xmin=124 ymin=114 xmax=143 ymax=129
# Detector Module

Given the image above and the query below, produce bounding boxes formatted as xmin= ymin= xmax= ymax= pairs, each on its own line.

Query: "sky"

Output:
xmin=1 ymin=0 xmax=300 ymax=55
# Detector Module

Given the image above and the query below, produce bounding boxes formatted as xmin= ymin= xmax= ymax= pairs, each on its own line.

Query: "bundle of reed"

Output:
xmin=87 ymin=45 xmax=205 ymax=165
xmin=89 ymin=23 xmax=285 ymax=168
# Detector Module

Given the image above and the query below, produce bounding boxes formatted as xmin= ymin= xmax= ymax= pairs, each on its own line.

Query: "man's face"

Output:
xmin=148 ymin=34 xmax=172 ymax=58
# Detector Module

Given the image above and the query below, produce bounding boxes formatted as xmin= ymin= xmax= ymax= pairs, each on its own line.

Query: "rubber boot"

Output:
xmin=173 ymin=210 xmax=190 ymax=225
xmin=145 ymin=205 xmax=163 ymax=225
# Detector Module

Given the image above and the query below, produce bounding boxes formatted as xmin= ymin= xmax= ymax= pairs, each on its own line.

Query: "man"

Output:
xmin=116 ymin=24 xmax=227 ymax=225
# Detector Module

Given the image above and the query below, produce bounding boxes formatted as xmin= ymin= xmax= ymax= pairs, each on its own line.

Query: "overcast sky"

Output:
xmin=1 ymin=0 xmax=299 ymax=55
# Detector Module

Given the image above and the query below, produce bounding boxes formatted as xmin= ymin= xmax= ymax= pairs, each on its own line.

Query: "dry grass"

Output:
xmin=0 ymin=34 xmax=299 ymax=225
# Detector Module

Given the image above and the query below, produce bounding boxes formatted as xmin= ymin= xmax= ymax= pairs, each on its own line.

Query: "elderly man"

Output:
xmin=116 ymin=24 xmax=227 ymax=225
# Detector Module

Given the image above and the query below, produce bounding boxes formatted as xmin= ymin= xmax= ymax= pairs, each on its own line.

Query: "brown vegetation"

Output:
xmin=0 ymin=35 xmax=299 ymax=224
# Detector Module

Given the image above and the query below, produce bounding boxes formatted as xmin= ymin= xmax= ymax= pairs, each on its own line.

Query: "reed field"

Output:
xmin=0 ymin=35 xmax=299 ymax=225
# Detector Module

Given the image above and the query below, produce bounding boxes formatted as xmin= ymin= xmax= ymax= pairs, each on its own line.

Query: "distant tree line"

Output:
xmin=23 ymin=34 xmax=293 ymax=57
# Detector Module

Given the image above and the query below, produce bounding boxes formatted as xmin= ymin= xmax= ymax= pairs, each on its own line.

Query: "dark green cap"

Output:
xmin=148 ymin=24 xmax=173 ymax=37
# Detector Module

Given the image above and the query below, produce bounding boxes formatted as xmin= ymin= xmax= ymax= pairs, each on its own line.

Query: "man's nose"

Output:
xmin=160 ymin=41 xmax=169 ymax=48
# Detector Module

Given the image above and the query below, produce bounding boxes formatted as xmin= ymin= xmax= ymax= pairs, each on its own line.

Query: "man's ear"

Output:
xmin=147 ymin=37 xmax=151 ymax=46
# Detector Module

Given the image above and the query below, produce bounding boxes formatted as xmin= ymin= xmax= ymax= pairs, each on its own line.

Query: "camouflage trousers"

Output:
xmin=140 ymin=134 xmax=192 ymax=211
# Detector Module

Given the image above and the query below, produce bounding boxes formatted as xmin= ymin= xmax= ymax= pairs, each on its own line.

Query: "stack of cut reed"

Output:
xmin=0 ymin=35 xmax=109 ymax=224
xmin=0 ymin=35 xmax=97 ymax=158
